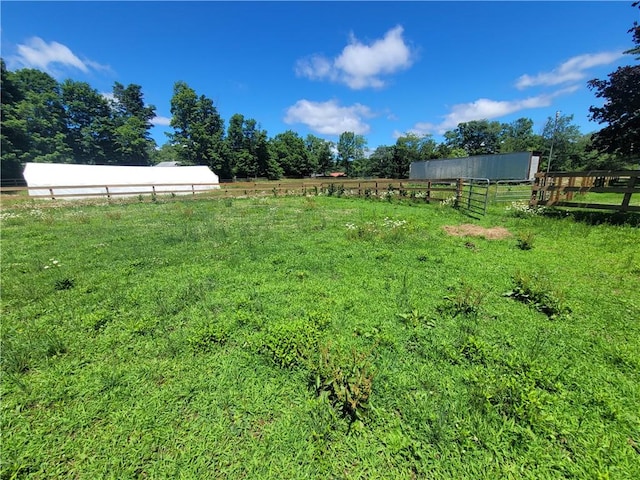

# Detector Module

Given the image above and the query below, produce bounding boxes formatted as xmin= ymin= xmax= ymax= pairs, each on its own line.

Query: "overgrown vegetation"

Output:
xmin=1 ymin=194 xmax=639 ymax=478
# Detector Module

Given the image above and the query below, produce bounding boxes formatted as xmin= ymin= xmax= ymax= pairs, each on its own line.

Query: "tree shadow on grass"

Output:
xmin=542 ymin=208 xmax=640 ymax=227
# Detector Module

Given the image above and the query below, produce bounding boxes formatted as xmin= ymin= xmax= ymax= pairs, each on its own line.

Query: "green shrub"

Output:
xmin=468 ymin=369 xmax=549 ymax=428
xmin=516 ymin=231 xmax=535 ymax=250
xmin=261 ymin=317 xmax=319 ymax=368
xmin=504 ymin=272 xmax=570 ymax=319
xmin=309 ymin=344 xmax=375 ymax=423
xmin=189 ymin=319 xmax=231 ymax=352
xmin=397 ymin=309 xmax=435 ymax=329
xmin=438 ymin=282 xmax=485 ymax=317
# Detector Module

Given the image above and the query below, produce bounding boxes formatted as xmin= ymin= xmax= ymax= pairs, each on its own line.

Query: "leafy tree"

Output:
xmin=270 ymin=130 xmax=311 ymax=177
xmin=61 ymin=79 xmax=114 ymax=165
xmin=499 ymin=118 xmax=544 ymax=153
xmin=149 ymin=143 xmax=182 ymax=165
xmin=625 ymin=1 xmax=640 ymax=59
xmin=363 ymin=145 xmax=395 ymax=177
xmin=8 ymin=68 xmax=71 ymax=165
xmin=305 ymin=134 xmax=334 ymax=175
xmin=337 ymin=131 xmax=367 ymax=176
xmin=588 ymin=4 xmax=639 ymax=160
xmin=389 ymin=133 xmax=439 ymax=178
xmin=588 ymin=65 xmax=640 ymax=159
xmin=573 ymin=133 xmax=628 ymax=171
xmin=168 ymin=81 xmax=229 ymax=176
xmin=444 ymin=119 xmax=502 ymax=156
xmin=256 ymin=128 xmax=281 ymax=180
xmin=541 ymin=113 xmax=583 ymax=171
xmin=110 ymin=82 xmax=156 ymax=165
xmin=1 ymin=59 xmax=27 ymax=182
xmin=226 ymin=114 xmax=277 ymax=178
xmin=434 ymin=143 xmax=467 ymax=159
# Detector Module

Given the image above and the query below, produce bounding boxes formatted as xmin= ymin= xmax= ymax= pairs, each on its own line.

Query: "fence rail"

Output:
xmin=494 ymin=179 xmax=535 ymax=203
xmin=0 ymin=179 xmax=460 ymax=201
xmin=0 ymin=183 xmax=221 ymax=200
xmin=530 ymin=170 xmax=640 ymax=212
xmin=1 ymin=178 xmax=490 ymax=215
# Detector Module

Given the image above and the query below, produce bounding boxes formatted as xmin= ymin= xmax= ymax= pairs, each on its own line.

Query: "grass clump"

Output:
xmin=504 ymin=272 xmax=570 ymax=319
xmin=261 ymin=316 xmax=320 ymax=368
xmin=309 ymin=343 xmax=375 ymax=424
xmin=438 ymin=282 xmax=485 ymax=317
xmin=516 ymin=231 xmax=536 ymax=250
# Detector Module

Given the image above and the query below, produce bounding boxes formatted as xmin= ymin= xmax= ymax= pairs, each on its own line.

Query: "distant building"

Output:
xmin=23 ymin=163 xmax=220 ymax=199
xmin=154 ymin=161 xmax=181 ymax=167
xmin=409 ymin=152 xmax=541 ymax=181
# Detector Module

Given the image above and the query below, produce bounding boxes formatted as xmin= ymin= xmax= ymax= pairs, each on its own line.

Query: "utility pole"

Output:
xmin=546 ymin=111 xmax=560 ymax=174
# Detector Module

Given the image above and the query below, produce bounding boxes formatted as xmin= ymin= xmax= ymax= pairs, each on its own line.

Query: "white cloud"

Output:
xmin=407 ymin=87 xmax=578 ymax=135
xmin=295 ymin=26 xmax=414 ymax=89
xmin=152 ymin=116 xmax=172 ymax=127
xmin=516 ymin=51 xmax=623 ymax=89
xmin=284 ymin=99 xmax=374 ymax=135
xmin=10 ymin=37 xmax=110 ymax=76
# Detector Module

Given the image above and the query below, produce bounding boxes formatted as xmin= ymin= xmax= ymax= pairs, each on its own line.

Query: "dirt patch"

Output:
xmin=443 ymin=224 xmax=512 ymax=240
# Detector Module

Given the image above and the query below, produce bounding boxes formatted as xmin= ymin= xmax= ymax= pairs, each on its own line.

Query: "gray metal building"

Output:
xmin=409 ymin=151 xmax=540 ymax=181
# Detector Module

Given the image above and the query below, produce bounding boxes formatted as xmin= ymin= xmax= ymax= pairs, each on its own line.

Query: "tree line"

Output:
xmin=1 ymin=4 xmax=637 ymax=182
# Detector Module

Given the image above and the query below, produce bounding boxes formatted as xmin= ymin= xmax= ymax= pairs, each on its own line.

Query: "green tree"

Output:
xmin=226 ymin=114 xmax=276 ymax=178
xmin=625 ymin=1 xmax=640 ymax=59
xmin=149 ymin=143 xmax=182 ymax=165
xmin=305 ymin=134 xmax=334 ymax=175
xmin=434 ymin=143 xmax=467 ymax=159
xmin=541 ymin=113 xmax=583 ymax=171
xmin=226 ymin=113 xmax=246 ymax=177
xmin=588 ymin=4 xmax=639 ymax=160
xmin=337 ymin=131 xmax=367 ymax=176
xmin=8 ymin=68 xmax=71 ymax=165
xmin=168 ymin=81 xmax=229 ymax=176
xmin=270 ymin=130 xmax=311 ymax=177
xmin=61 ymin=79 xmax=114 ymax=165
xmin=1 ymin=60 xmax=28 ymax=182
xmin=390 ymin=133 xmax=439 ymax=178
xmin=256 ymin=128 xmax=281 ymax=180
xmin=110 ymin=82 xmax=156 ymax=165
xmin=588 ymin=65 xmax=640 ymax=159
xmin=573 ymin=133 xmax=628 ymax=171
xmin=444 ymin=119 xmax=502 ymax=156
xmin=499 ymin=118 xmax=544 ymax=153
xmin=364 ymin=145 xmax=395 ymax=177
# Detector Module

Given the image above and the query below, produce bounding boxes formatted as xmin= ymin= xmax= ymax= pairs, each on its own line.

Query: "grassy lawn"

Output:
xmin=1 ymin=193 xmax=639 ymax=478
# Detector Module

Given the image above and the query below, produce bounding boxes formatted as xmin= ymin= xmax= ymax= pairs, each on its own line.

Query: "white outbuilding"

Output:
xmin=22 ymin=162 xmax=220 ymax=199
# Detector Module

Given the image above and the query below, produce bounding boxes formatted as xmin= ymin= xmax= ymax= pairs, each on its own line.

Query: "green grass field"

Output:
xmin=1 ymin=193 xmax=639 ymax=479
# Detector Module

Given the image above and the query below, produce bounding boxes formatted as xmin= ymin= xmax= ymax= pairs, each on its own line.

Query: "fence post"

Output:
xmin=427 ymin=181 xmax=431 ymax=203
xmin=455 ymin=179 xmax=463 ymax=207
xmin=105 ymin=186 xmax=111 ymax=199
xmin=621 ymin=174 xmax=637 ymax=212
xmin=467 ymin=180 xmax=473 ymax=208
xmin=49 ymin=188 xmax=55 ymax=200
xmin=567 ymin=176 xmax=575 ymax=200
xmin=530 ymin=174 xmax=540 ymax=206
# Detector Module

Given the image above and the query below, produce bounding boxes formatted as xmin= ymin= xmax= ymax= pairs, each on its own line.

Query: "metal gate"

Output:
xmin=494 ymin=179 xmax=534 ymax=203
xmin=456 ymin=178 xmax=490 ymax=217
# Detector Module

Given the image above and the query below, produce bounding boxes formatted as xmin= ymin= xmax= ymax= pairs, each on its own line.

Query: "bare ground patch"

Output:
xmin=443 ymin=224 xmax=512 ymax=240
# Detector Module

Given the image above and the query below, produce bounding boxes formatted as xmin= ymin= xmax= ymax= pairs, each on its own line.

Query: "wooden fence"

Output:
xmin=530 ymin=170 xmax=640 ymax=212
xmin=0 ymin=179 xmax=463 ymax=203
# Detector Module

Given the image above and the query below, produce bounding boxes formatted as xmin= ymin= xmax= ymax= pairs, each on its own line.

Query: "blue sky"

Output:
xmin=2 ymin=1 xmax=637 ymax=150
